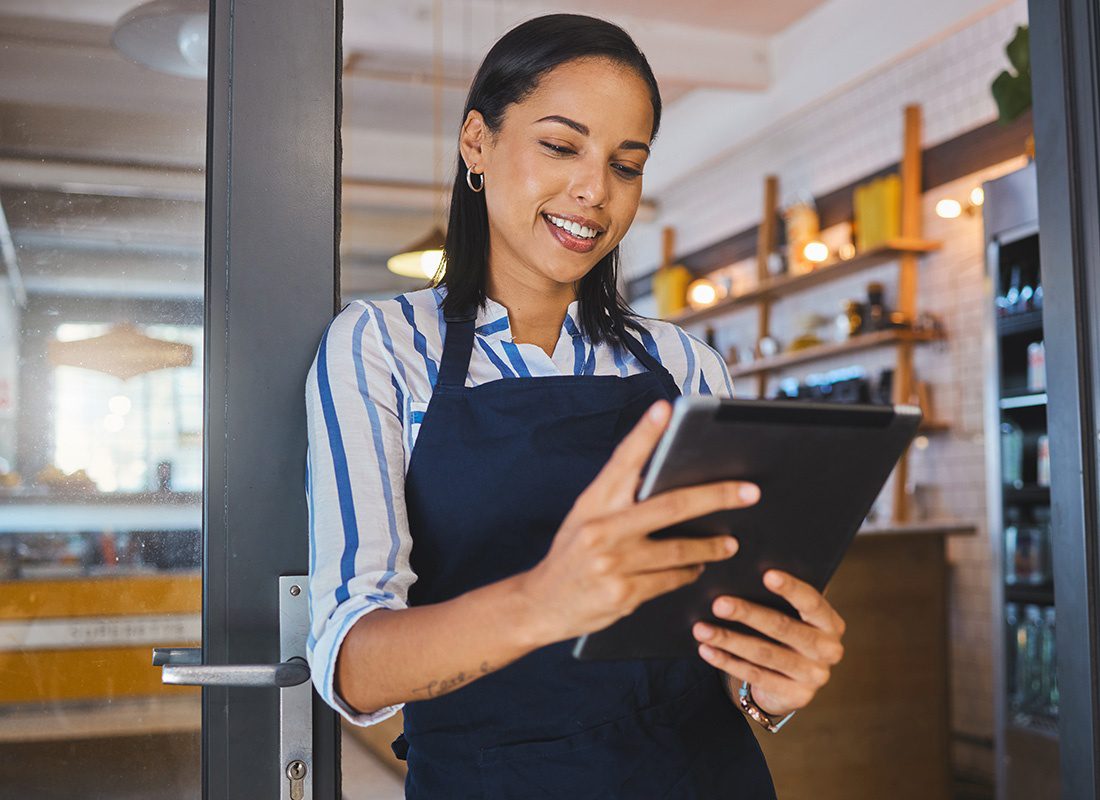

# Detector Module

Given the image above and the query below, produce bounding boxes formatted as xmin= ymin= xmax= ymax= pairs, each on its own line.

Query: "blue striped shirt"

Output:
xmin=304 ymin=285 xmax=735 ymax=726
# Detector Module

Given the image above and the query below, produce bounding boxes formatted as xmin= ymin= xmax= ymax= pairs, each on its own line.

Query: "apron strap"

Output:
xmin=437 ymin=303 xmax=680 ymax=398
xmin=437 ymin=304 xmax=477 ymax=389
xmin=617 ymin=320 xmax=681 ymax=399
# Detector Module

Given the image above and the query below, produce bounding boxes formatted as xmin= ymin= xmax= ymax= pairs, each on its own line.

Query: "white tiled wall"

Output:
xmin=622 ymin=0 xmax=1030 ymax=282
xmin=633 ymin=1 xmax=1033 ymax=787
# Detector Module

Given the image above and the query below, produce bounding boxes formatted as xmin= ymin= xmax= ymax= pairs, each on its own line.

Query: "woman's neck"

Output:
xmin=484 ymin=270 xmax=575 ymax=358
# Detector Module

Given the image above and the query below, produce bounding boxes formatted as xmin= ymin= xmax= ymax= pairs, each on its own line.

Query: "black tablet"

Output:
xmin=572 ymin=395 xmax=922 ymax=661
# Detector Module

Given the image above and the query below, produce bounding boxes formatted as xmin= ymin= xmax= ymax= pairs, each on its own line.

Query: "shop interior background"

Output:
xmin=0 ymin=0 xmax=1043 ymax=798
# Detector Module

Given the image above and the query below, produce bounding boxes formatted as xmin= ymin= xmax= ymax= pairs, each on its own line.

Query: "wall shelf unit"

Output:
xmin=663 ymin=104 xmax=942 ymax=522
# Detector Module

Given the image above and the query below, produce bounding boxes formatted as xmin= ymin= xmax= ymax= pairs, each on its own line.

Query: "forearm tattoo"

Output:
xmin=412 ymin=660 xmax=497 ymax=698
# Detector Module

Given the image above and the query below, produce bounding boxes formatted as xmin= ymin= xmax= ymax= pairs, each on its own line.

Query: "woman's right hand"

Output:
xmin=517 ymin=399 xmax=761 ymax=644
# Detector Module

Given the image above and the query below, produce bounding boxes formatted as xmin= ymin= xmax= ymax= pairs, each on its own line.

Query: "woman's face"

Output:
xmin=460 ymin=57 xmax=654 ymax=293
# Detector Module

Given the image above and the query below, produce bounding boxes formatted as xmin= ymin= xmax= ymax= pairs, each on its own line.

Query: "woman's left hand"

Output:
xmin=692 ymin=570 xmax=846 ymax=718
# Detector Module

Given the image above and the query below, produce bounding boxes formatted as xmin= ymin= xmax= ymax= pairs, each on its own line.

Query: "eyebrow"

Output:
xmin=534 ymin=115 xmax=651 ymax=156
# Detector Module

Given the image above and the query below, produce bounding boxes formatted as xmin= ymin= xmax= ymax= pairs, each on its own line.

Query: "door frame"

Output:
xmin=1029 ymin=0 xmax=1100 ymax=796
xmin=203 ymin=0 xmax=342 ymax=796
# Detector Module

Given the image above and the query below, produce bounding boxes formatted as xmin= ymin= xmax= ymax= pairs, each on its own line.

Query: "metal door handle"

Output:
xmin=155 ymin=655 xmax=310 ymax=688
xmin=152 ymin=647 xmax=202 ymax=667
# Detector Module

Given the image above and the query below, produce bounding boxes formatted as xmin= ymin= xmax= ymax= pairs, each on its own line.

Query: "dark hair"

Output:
xmin=434 ymin=13 xmax=661 ymax=345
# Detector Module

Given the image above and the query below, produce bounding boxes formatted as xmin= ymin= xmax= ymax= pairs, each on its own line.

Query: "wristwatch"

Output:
xmin=737 ymin=681 xmax=797 ymax=733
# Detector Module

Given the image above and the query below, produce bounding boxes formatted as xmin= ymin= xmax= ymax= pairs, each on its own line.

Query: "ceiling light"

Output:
xmin=935 ymin=199 xmax=962 ymax=219
xmin=687 ymin=278 xmax=725 ymax=310
xmin=970 ymin=187 xmax=985 ymax=207
xmin=111 ymin=1 xmax=208 ymax=79
xmin=387 ymin=227 xmax=446 ymax=280
xmin=803 ymin=241 xmax=829 ymax=263
xmin=108 ymin=395 xmax=133 ymax=416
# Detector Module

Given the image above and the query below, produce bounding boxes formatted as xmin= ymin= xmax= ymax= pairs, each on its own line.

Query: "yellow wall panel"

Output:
xmin=0 ymin=574 xmax=201 ymax=620
xmin=0 ymin=646 xmax=201 ymax=704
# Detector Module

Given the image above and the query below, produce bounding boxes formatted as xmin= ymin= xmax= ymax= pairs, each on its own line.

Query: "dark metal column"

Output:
xmin=204 ymin=0 xmax=341 ymax=796
xmin=1028 ymin=0 xmax=1100 ymax=796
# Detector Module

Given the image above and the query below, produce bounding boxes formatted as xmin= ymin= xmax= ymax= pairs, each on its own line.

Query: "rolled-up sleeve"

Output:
xmin=305 ymin=301 xmax=416 ymax=726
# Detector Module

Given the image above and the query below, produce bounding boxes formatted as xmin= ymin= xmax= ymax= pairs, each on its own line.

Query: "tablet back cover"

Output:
xmin=573 ymin=398 xmax=920 ymax=660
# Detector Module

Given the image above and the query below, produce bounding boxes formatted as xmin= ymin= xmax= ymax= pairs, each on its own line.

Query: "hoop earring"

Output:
xmin=466 ymin=165 xmax=484 ymax=193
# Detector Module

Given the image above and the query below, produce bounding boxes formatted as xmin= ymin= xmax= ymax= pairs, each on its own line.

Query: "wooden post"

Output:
xmin=662 ymin=225 xmax=675 ymax=268
xmin=755 ymin=176 xmax=779 ymax=398
xmin=897 ymin=105 xmax=922 ymax=321
xmin=893 ymin=105 xmax=923 ymax=522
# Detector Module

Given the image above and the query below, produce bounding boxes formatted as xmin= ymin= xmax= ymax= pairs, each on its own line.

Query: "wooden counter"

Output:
xmin=753 ymin=522 xmax=974 ymax=800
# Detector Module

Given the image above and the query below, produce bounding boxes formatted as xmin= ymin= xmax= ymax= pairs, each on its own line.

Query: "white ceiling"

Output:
xmin=0 ymin=0 xmax=1003 ymax=301
xmin=504 ymin=0 xmax=828 ymax=35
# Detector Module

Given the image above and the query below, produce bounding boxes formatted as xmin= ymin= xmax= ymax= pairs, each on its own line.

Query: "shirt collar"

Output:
xmin=435 ymin=284 xmax=585 ymax=343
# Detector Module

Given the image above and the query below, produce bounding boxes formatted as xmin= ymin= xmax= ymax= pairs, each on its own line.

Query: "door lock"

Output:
xmin=153 ymin=576 xmax=313 ymax=799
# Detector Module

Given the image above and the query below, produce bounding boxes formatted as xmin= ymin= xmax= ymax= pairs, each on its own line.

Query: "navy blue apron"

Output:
xmin=392 ymin=303 xmax=776 ymax=799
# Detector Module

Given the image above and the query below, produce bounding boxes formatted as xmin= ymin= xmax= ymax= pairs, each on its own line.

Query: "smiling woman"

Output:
xmin=438 ymin=17 xmax=663 ymax=351
xmin=306 ymin=12 xmax=844 ymax=799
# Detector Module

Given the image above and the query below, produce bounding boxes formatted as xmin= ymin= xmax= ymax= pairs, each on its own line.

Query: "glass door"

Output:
xmin=0 ymin=4 xmax=207 ymax=796
xmin=0 ymin=0 xmax=341 ymax=796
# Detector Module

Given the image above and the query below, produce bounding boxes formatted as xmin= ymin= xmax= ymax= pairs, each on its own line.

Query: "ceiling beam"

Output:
xmin=0 ymin=156 xmax=658 ymax=219
xmin=342 ymin=0 xmax=770 ymax=93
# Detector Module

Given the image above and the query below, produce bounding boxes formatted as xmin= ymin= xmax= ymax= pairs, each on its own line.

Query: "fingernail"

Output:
xmin=648 ymin=402 xmax=668 ymax=423
xmin=693 ymin=622 xmax=713 ymax=640
xmin=765 ymin=571 xmax=784 ymax=589
xmin=698 ymin=644 xmax=716 ymax=660
xmin=725 ymin=537 xmax=739 ymax=554
xmin=739 ymin=483 xmax=760 ymax=503
xmin=715 ymin=598 xmax=735 ymax=616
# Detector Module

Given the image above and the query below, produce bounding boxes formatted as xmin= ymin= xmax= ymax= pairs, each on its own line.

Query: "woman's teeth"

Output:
xmin=544 ymin=214 xmax=600 ymax=239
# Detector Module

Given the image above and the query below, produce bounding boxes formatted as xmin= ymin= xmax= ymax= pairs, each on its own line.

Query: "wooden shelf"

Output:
xmin=857 ymin=519 xmax=976 ymax=537
xmin=997 ymin=309 xmax=1044 ymax=337
xmin=1004 ymin=485 xmax=1051 ymax=505
xmin=671 ymin=238 xmax=942 ymax=327
xmin=727 ymin=328 xmax=943 ymax=380
xmin=1008 ymin=716 xmax=1059 ymax=742
xmin=1000 ymin=392 xmax=1047 ymax=410
xmin=1005 ymin=582 xmax=1055 ymax=606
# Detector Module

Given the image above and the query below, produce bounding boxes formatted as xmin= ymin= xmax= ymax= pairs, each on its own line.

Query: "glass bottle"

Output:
xmin=1022 ymin=605 xmax=1045 ymax=716
xmin=1011 ymin=523 xmax=1050 ymax=585
xmin=1041 ymin=606 xmax=1058 ymax=719
xmin=1027 ymin=341 xmax=1046 ymax=392
xmin=1006 ymin=266 xmax=1022 ymax=313
xmin=1005 ymin=602 xmax=1020 ymax=711
xmin=1001 ymin=417 xmax=1025 ymax=489
xmin=866 ymin=282 xmax=886 ymax=331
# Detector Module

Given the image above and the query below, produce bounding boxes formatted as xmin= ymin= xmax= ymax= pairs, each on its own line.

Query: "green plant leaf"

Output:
xmin=992 ymin=70 xmax=1032 ymax=124
xmin=1005 ymin=25 xmax=1030 ymax=75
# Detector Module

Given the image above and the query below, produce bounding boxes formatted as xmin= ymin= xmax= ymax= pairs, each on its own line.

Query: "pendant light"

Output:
xmin=111 ymin=0 xmax=208 ymax=79
xmin=386 ymin=226 xmax=447 ymax=280
xmin=387 ymin=0 xmax=448 ymax=280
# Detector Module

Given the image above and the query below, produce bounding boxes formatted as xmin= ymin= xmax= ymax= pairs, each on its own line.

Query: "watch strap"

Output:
xmin=738 ymin=681 xmax=797 ymax=733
